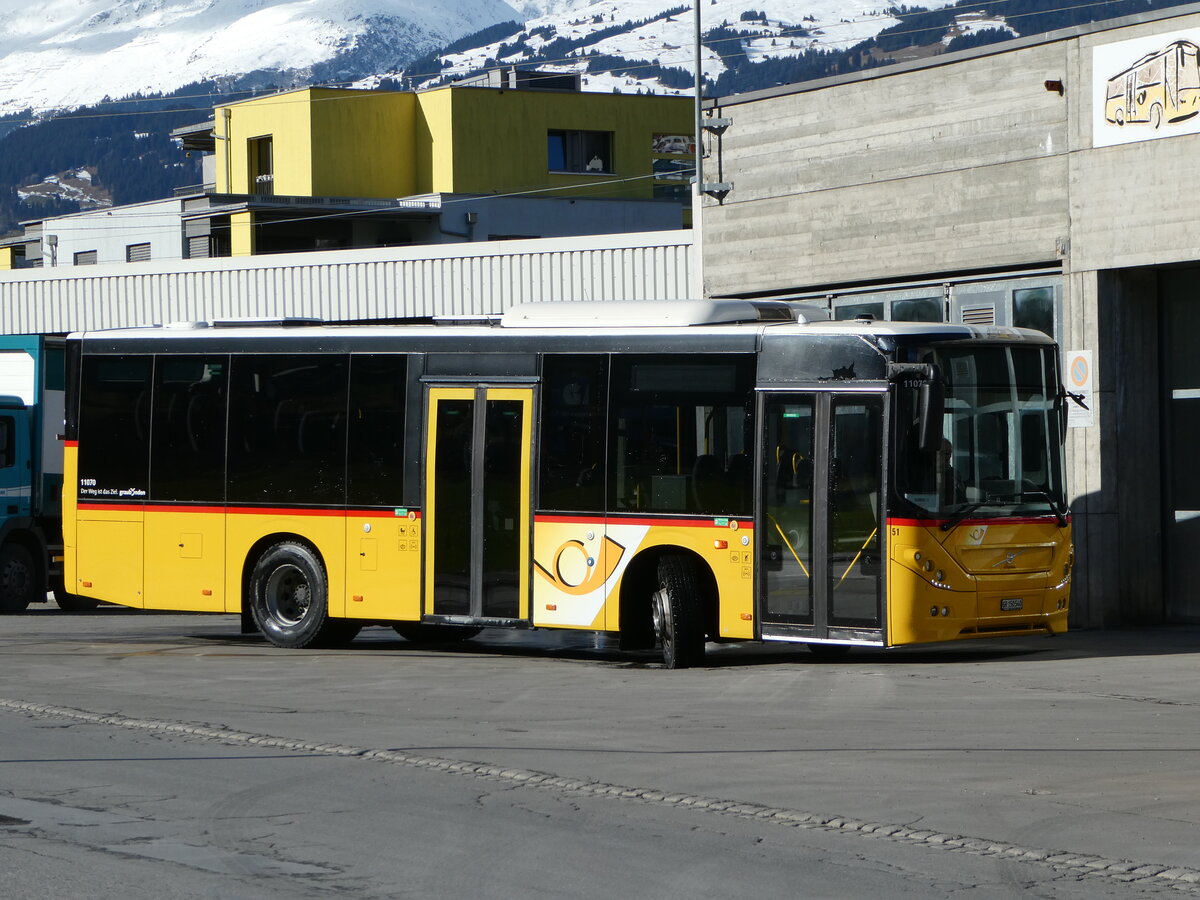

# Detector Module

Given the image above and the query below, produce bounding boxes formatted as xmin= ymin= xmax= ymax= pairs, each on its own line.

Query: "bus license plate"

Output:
xmin=1000 ymin=598 xmax=1023 ymax=611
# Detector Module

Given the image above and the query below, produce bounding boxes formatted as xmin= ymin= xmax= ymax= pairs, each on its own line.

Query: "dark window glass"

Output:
xmin=539 ymin=355 xmax=608 ymax=512
xmin=547 ymin=129 xmax=613 ymax=173
xmin=482 ymin=399 xmax=523 ymax=618
xmin=828 ymin=398 xmax=882 ymax=627
xmin=610 ymin=355 xmax=754 ymax=514
xmin=763 ymin=397 xmax=815 ymax=624
xmin=431 ymin=398 xmax=474 ymax=616
xmin=0 ymin=417 xmax=13 ymax=468
xmin=834 ymin=301 xmax=885 ymax=321
xmin=1013 ymin=287 xmax=1055 ymax=338
xmin=44 ymin=346 xmax=65 ymax=391
xmin=227 ymin=354 xmax=347 ymax=505
xmin=149 ymin=356 xmax=228 ymax=503
xmin=891 ymin=297 xmax=942 ymax=322
xmin=347 ymin=355 xmax=407 ymax=507
xmin=78 ymin=355 xmax=151 ymax=500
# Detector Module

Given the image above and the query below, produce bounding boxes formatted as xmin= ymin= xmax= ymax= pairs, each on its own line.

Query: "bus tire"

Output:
xmin=652 ymin=555 xmax=706 ymax=669
xmin=393 ymin=623 xmax=482 ymax=643
xmin=0 ymin=543 xmax=39 ymax=614
xmin=54 ymin=589 xmax=100 ymax=611
xmin=249 ymin=542 xmax=359 ymax=648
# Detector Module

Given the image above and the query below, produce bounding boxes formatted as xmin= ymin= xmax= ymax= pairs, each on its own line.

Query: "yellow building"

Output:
xmin=193 ymin=76 xmax=694 ymax=256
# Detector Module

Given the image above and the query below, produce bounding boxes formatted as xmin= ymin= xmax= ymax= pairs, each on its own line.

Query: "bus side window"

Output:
xmin=227 ymin=354 xmax=349 ymax=505
xmin=609 ymin=355 xmax=754 ymax=515
xmin=150 ymin=356 xmax=228 ymax=503
xmin=538 ymin=355 xmax=609 ymax=514
xmin=347 ymin=354 xmax=407 ymax=507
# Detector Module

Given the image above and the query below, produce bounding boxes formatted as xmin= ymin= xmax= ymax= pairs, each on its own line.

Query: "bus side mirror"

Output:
xmin=917 ymin=369 xmax=944 ymax=453
xmin=887 ymin=362 xmax=944 ymax=453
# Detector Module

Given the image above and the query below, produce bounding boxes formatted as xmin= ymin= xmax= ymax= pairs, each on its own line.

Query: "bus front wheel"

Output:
xmin=652 ymin=555 xmax=706 ymax=669
xmin=249 ymin=542 xmax=360 ymax=648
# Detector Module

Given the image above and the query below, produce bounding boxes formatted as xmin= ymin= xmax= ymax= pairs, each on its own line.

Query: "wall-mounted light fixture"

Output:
xmin=1044 ymin=79 xmax=1065 ymax=96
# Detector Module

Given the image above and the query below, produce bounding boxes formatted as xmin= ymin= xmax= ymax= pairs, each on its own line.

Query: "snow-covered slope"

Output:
xmin=392 ymin=0 xmax=962 ymax=95
xmin=0 ymin=0 xmax=519 ymax=116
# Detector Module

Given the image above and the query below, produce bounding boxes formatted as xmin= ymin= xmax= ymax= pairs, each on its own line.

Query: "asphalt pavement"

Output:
xmin=1 ymin=605 xmax=1198 ymax=897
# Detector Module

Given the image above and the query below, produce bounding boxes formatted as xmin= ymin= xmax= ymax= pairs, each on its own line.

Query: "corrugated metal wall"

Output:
xmin=0 ymin=232 xmax=693 ymax=333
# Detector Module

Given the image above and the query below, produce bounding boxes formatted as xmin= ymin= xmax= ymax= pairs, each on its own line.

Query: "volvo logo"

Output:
xmin=992 ymin=549 xmax=1029 ymax=568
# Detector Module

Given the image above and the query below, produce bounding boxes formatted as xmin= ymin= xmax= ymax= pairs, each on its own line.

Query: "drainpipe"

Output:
xmin=221 ymin=108 xmax=232 ymax=192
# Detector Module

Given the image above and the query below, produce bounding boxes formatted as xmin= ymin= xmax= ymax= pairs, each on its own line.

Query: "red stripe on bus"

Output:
xmin=887 ymin=515 xmax=1070 ymax=528
xmin=606 ymin=514 xmax=754 ymax=529
xmin=78 ymin=503 xmax=422 ymax=519
xmin=63 ymin=440 xmax=78 ymax=448
xmin=535 ymin=513 xmax=753 ymax=529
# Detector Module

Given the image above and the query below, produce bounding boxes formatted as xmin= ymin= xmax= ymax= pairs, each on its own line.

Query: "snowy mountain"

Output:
xmin=386 ymin=0 xmax=963 ymax=95
xmin=0 ymin=0 xmax=520 ymax=117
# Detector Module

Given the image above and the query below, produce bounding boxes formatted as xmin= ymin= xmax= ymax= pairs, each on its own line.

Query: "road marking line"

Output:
xmin=3 ymin=697 xmax=1199 ymax=891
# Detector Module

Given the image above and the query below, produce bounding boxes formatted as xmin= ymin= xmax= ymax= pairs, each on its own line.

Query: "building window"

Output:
xmin=548 ymin=130 xmax=612 ymax=174
xmin=73 ymin=251 xmax=97 ymax=266
xmin=833 ymin=297 xmax=942 ymax=322
xmin=1013 ymin=287 xmax=1055 ymax=338
xmin=248 ymin=135 xmax=274 ymax=196
xmin=126 ymin=243 xmax=151 ymax=263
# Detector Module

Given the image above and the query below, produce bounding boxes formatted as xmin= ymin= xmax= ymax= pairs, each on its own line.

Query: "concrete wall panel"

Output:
xmin=704 ymin=158 xmax=1068 ymax=294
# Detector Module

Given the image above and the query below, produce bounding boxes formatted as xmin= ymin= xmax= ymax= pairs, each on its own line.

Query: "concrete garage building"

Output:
xmin=701 ymin=4 xmax=1200 ymax=627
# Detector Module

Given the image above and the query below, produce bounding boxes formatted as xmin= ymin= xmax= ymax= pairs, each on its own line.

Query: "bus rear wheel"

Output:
xmin=652 ymin=555 xmax=706 ymax=669
xmin=249 ymin=542 xmax=360 ymax=648
xmin=0 ymin=543 xmax=39 ymax=614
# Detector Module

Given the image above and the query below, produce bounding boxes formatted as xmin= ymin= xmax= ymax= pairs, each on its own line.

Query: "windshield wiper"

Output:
xmin=941 ymin=491 xmax=1067 ymax=531
xmin=940 ymin=489 xmax=1065 ymax=532
xmin=1016 ymin=490 xmax=1068 ymax=527
xmin=940 ymin=499 xmax=993 ymax=531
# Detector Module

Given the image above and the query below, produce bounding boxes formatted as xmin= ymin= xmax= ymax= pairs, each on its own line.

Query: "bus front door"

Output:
xmin=760 ymin=392 xmax=884 ymax=644
xmin=424 ymin=386 xmax=533 ymax=623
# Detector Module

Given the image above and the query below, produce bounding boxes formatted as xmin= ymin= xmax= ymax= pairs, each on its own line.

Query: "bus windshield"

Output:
xmin=897 ymin=344 xmax=1066 ymax=522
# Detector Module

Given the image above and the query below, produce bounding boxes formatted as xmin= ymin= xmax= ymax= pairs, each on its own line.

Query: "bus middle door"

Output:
xmin=423 ymin=384 xmax=534 ymax=624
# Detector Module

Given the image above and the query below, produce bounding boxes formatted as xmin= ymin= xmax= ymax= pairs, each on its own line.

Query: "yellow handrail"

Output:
xmin=837 ymin=527 xmax=879 ymax=586
xmin=768 ymin=514 xmax=810 ymax=578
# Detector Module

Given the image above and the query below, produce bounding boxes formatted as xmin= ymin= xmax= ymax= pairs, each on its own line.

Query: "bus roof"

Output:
xmin=70 ymin=300 xmax=1054 ymax=346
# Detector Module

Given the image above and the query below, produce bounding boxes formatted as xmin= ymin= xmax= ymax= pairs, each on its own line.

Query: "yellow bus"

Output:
xmin=1105 ymin=39 xmax=1200 ymax=130
xmin=63 ymin=300 xmax=1072 ymax=667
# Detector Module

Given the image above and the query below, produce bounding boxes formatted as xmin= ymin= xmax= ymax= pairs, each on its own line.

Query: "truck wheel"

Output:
xmin=652 ymin=555 xmax=706 ymax=669
xmin=54 ymin=588 xmax=100 ymax=612
xmin=249 ymin=541 xmax=359 ymax=648
xmin=0 ymin=544 xmax=39 ymax=614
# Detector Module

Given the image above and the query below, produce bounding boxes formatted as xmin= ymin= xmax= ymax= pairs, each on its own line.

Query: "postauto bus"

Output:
xmin=63 ymin=300 xmax=1072 ymax=667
